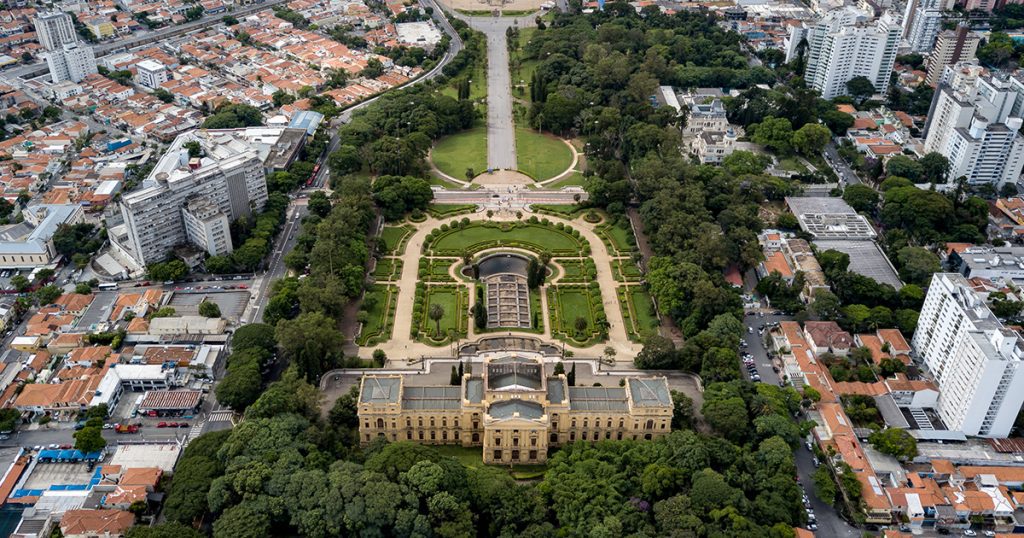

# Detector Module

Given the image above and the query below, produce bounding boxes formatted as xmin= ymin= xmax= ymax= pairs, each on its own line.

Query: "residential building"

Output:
xmin=923 ymin=75 xmax=1024 ymax=187
xmin=804 ymin=8 xmax=902 ymax=99
xmin=59 ymin=509 xmax=134 ymax=538
xmin=181 ymin=197 xmax=232 ymax=257
xmin=902 ymin=0 xmax=953 ymax=53
xmin=135 ymin=59 xmax=168 ymax=89
xmin=682 ymin=91 xmax=730 ymax=137
xmin=45 ymin=42 xmax=97 ymax=84
xmin=33 ymin=12 xmax=77 ymax=51
xmin=911 ymin=273 xmax=1024 ymax=437
xmin=358 ymin=350 xmax=672 ymax=464
xmin=108 ymin=129 xmax=270 ymax=269
xmin=925 ymin=26 xmax=980 ymax=87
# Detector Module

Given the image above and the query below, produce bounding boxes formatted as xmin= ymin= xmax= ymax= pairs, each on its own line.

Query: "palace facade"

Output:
xmin=357 ymin=351 xmax=672 ymax=464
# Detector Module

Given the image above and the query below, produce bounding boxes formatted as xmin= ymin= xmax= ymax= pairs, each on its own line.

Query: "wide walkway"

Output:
xmin=453 ymin=12 xmax=538 ymax=171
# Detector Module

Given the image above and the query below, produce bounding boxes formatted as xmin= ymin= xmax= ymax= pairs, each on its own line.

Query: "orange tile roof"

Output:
xmin=857 ymin=334 xmax=890 ymax=365
xmin=60 ymin=509 xmax=134 ymax=536
xmin=763 ymin=251 xmax=793 ymax=277
xmin=836 ymin=104 xmax=857 ymax=114
xmin=121 ymin=467 xmax=161 ymax=487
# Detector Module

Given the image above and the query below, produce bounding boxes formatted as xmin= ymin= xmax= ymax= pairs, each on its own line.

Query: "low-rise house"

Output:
xmin=59 ymin=509 xmax=134 ymax=538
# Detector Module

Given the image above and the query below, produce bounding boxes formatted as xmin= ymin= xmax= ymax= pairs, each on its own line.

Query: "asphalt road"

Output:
xmin=741 ymin=311 xmax=781 ymax=386
xmin=824 ymin=142 xmax=860 ymax=186
xmin=250 ymin=201 xmax=308 ymax=323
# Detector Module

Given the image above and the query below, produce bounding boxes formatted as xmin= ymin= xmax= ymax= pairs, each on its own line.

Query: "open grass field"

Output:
xmin=357 ymin=285 xmax=396 ymax=345
xmin=432 ymin=127 xmax=489 ymax=180
xmin=515 ymin=128 xmax=573 ymax=181
xmin=428 ymin=222 xmax=583 ymax=255
xmin=380 ymin=225 xmax=414 ymax=255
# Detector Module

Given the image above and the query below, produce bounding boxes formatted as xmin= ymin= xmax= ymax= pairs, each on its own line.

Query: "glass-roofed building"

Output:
xmin=357 ymin=352 xmax=672 ymax=464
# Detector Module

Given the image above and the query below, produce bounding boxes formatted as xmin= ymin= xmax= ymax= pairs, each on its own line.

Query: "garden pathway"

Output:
xmin=363 ymin=211 xmax=641 ymax=363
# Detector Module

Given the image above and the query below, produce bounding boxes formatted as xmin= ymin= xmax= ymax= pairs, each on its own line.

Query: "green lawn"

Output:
xmin=545 ymin=171 xmax=587 ymax=188
xmin=597 ymin=223 xmax=635 ymax=255
xmin=556 ymin=258 xmax=595 ymax=283
xmin=428 ymin=204 xmax=477 ymax=218
xmin=432 ymin=127 xmax=489 ymax=181
xmin=515 ymin=128 xmax=573 ymax=181
xmin=628 ymin=288 xmax=658 ymax=338
xmin=440 ymin=62 xmax=486 ymax=101
xmin=420 ymin=287 xmax=467 ymax=341
xmin=429 ymin=222 xmax=583 ymax=255
xmin=357 ymin=285 xmax=395 ymax=345
xmin=548 ymin=286 xmax=603 ymax=343
xmin=776 ymin=157 xmax=809 ymax=173
xmin=613 ymin=259 xmax=642 ymax=282
xmin=429 ymin=258 xmax=456 ymax=282
xmin=380 ymin=225 xmax=414 ymax=255
xmin=532 ymin=204 xmax=583 ymax=217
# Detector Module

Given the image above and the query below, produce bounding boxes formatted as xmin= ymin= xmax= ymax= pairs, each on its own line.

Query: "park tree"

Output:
xmin=750 ymin=116 xmax=794 ymax=154
xmin=198 ymin=300 xmax=222 ymax=318
xmin=896 ymin=247 xmax=940 ymax=286
xmin=885 ymin=155 xmax=923 ymax=182
xmin=868 ymin=427 xmax=918 ymax=460
xmin=919 ymin=152 xmax=950 ymax=184
xmin=845 ymin=76 xmax=875 ymax=103
xmin=842 ymin=184 xmax=880 ymax=214
xmin=73 ymin=425 xmax=106 ymax=453
xmin=231 ymin=323 xmax=277 ymax=353
xmin=429 ymin=303 xmax=445 ymax=337
xmin=215 ymin=362 xmax=262 ymax=410
xmin=126 ymin=523 xmax=204 ymax=538
xmin=792 ymin=123 xmax=831 ymax=156
xmin=329 ymin=145 xmax=363 ymax=176
xmin=574 ymin=316 xmax=588 ymax=337
xmin=670 ymin=390 xmax=694 ymax=429
xmin=308 ymin=191 xmax=332 ymax=218
xmin=275 ymin=312 xmax=344 ymax=382
xmin=821 ymin=108 xmax=854 ymax=135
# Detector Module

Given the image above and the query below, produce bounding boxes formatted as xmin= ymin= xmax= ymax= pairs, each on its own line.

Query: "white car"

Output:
xmin=963 ymin=530 xmax=977 ymax=537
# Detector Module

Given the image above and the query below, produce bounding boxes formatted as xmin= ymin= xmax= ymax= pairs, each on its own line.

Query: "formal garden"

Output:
xmin=359 ymin=207 xmax=659 ymax=352
xmin=424 ymin=218 xmax=587 ymax=256
xmin=413 ymin=283 xmax=470 ymax=345
xmin=428 ymin=127 xmax=575 ymax=183
xmin=547 ymin=284 xmax=606 ymax=345
xmin=431 ymin=127 xmax=489 ymax=181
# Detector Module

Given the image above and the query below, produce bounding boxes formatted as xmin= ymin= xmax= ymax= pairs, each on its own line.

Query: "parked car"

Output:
xmin=156 ymin=422 xmax=168 ymax=428
xmin=178 ymin=422 xmax=189 ymax=428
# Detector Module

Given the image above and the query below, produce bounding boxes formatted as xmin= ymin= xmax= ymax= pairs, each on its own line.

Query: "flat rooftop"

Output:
xmin=814 ymin=239 xmax=903 ymax=289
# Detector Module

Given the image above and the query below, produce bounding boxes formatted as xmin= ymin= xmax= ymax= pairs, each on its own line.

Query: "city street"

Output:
xmin=249 ymin=200 xmax=308 ymax=323
xmin=824 ymin=141 xmax=861 ymax=186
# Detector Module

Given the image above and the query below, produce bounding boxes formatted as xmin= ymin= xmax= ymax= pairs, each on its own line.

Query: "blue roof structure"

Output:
xmin=288 ymin=111 xmax=324 ymax=136
xmin=36 ymin=449 xmax=102 ymax=462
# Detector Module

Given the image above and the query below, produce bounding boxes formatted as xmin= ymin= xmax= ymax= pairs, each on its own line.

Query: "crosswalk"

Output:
xmin=209 ymin=410 xmax=234 ymax=423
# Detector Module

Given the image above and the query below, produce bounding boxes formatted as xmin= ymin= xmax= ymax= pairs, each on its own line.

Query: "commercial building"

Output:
xmin=902 ymin=0 xmax=954 ymax=53
xmin=925 ymin=26 xmax=980 ymax=87
xmin=358 ymin=351 xmax=672 ymax=464
xmin=108 ymin=128 xmax=272 ymax=269
xmin=804 ymin=7 xmax=902 ymax=100
xmin=947 ymin=244 xmax=1024 ymax=282
xmin=45 ymin=42 xmax=97 ymax=84
xmin=911 ymin=273 xmax=1024 ymax=437
xmin=33 ymin=12 xmax=77 ymax=51
xmin=923 ymin=74 xmax=1024 ymax=187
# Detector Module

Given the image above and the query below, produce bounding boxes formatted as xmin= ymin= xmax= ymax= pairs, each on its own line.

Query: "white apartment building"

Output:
xmin=912 ymin=273 xmax=1024 ymax=437
xmin=925 ymin=26 xmax=980 ymax=87
xmin=924 ymin=75 xmax=1024 ymax=187
xmin=45 ymin=42 xmax=96 ymax=84
xmin=804 ymin=8 xmax=902 ymax=100
xmin=181 ymin=197 xmax=232 ymax=257
xmin=135 ymin=59 xmax=169 ymax=89
xmin=33 ymin=11 xmax=77 ymax=51
xmin=902 ymin=0 xmax=953 ymax=52
xmin=110 ymin=129 xmax=269 ymax=269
